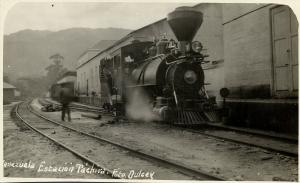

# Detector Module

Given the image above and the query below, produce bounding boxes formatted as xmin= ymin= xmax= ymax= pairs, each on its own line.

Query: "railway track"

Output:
xmin=15 ymin=101 xmax=113 ymax=179
xmin=181 ymin=126 xmax=298 ymax=157
xmin=16 ymin=101 xmax=225 ymax=180
xmin=40 ymin=98 xmax=298 ymax=157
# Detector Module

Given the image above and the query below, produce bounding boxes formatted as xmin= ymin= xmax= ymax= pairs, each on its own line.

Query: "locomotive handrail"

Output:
xmin=138 ymin=54 xmax=165 ymax=64
xmin=165 ymin=54 xmax=207 ymax=65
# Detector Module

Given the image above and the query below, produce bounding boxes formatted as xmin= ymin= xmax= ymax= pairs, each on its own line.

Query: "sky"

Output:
xmin=4 ymin=2 xmax=195 ymax=35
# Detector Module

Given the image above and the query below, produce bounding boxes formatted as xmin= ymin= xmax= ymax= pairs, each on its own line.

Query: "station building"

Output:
xmin=76 ymin=3 xmax=298 ymax=133
xmin=3 ymin=82 xmax=20 ymax=104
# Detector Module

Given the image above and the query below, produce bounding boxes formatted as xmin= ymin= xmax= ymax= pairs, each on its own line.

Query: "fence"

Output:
xmin=78 ymin=96 xmax=110 ymax=107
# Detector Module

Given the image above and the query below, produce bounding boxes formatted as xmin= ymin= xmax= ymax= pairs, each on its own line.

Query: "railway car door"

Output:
xmin=271 ymin=6 xmax=298 ymax=97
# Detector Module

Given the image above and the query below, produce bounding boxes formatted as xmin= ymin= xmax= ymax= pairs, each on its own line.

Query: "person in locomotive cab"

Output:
xmin=60 ymin=87 xmax=72 ymax=122
xmin=102 ymin=64 xmax=113 ymax=95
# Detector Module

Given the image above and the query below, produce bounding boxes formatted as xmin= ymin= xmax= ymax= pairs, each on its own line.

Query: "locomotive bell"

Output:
xmin=167 ymin=7 xmax=203 ymax=42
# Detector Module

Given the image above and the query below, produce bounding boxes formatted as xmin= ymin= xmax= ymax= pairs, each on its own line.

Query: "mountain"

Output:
xmin=3 ymin=27 xmax=131 ymax=81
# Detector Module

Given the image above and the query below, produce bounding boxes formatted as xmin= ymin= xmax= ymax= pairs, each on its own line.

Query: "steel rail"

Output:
xmin=29 ymin=101 xmax=225 ymax=181
xmin=15 ymin=101 xmax=116 ymax=179
xmin=180 ymin=127 xmax=298 ymax=157
xmin=42 ymin=98 xmax=298 ymax=157
xmin=205 ymin=123 xmax=298 ymax=143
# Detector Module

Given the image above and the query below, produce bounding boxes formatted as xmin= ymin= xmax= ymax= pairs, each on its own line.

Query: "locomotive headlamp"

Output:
xmin=191 ymin=41 xmax=203 ymax=53
xmin=184 ymin=70 xmax=197 ymax=84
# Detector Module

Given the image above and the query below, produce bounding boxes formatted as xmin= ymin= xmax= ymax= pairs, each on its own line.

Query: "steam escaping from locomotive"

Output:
xmin=125 ymin=87 xmax=161 ymax=122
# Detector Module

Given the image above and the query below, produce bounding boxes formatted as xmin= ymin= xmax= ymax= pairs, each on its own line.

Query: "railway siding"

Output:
xmin=17 ymin=101 xmax=223 ymax=180
xmin=32 ymin=98 xmax=298 ymax=181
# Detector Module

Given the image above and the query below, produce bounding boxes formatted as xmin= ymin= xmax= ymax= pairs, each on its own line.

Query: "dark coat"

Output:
xmin=60 ymin=88 xmax=72 ymax=104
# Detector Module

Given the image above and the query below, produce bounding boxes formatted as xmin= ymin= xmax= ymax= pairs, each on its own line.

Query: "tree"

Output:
xmin=45 ymin=53 xmax=67 ymax=86
xmin=49 ymin=53 xmax=64 ymax=65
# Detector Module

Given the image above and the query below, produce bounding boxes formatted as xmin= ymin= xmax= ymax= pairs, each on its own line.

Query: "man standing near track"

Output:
xmin=60 ymin=87 xmax=72 ymax=122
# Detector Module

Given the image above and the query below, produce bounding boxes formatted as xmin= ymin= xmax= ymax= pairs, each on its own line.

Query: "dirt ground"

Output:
xmin=3 ymin=103 xmax=106 ymax=180
xmin=31 ymin=99 xmax=298 ymax=181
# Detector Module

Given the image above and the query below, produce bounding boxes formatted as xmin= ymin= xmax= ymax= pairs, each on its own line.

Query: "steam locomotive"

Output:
xmin=101 ymin=7 xmax=217 ymax=125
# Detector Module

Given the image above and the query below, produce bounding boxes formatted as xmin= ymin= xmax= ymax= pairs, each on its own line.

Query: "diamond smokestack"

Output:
xmin=167 ymin=6 xmax=203 ymax=42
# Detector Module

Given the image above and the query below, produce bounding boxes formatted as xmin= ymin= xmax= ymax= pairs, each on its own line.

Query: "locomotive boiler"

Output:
xmin=102 ymin=7 xmax=217 ymax=125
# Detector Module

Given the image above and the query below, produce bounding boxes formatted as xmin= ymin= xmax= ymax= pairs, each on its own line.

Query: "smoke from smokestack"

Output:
xmin=125 ymin=87 xmax=161 ymax=122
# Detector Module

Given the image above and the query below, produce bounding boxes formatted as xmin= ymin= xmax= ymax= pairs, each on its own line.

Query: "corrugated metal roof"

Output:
xmin=3 ymin=82 xmax=16 ymax=89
